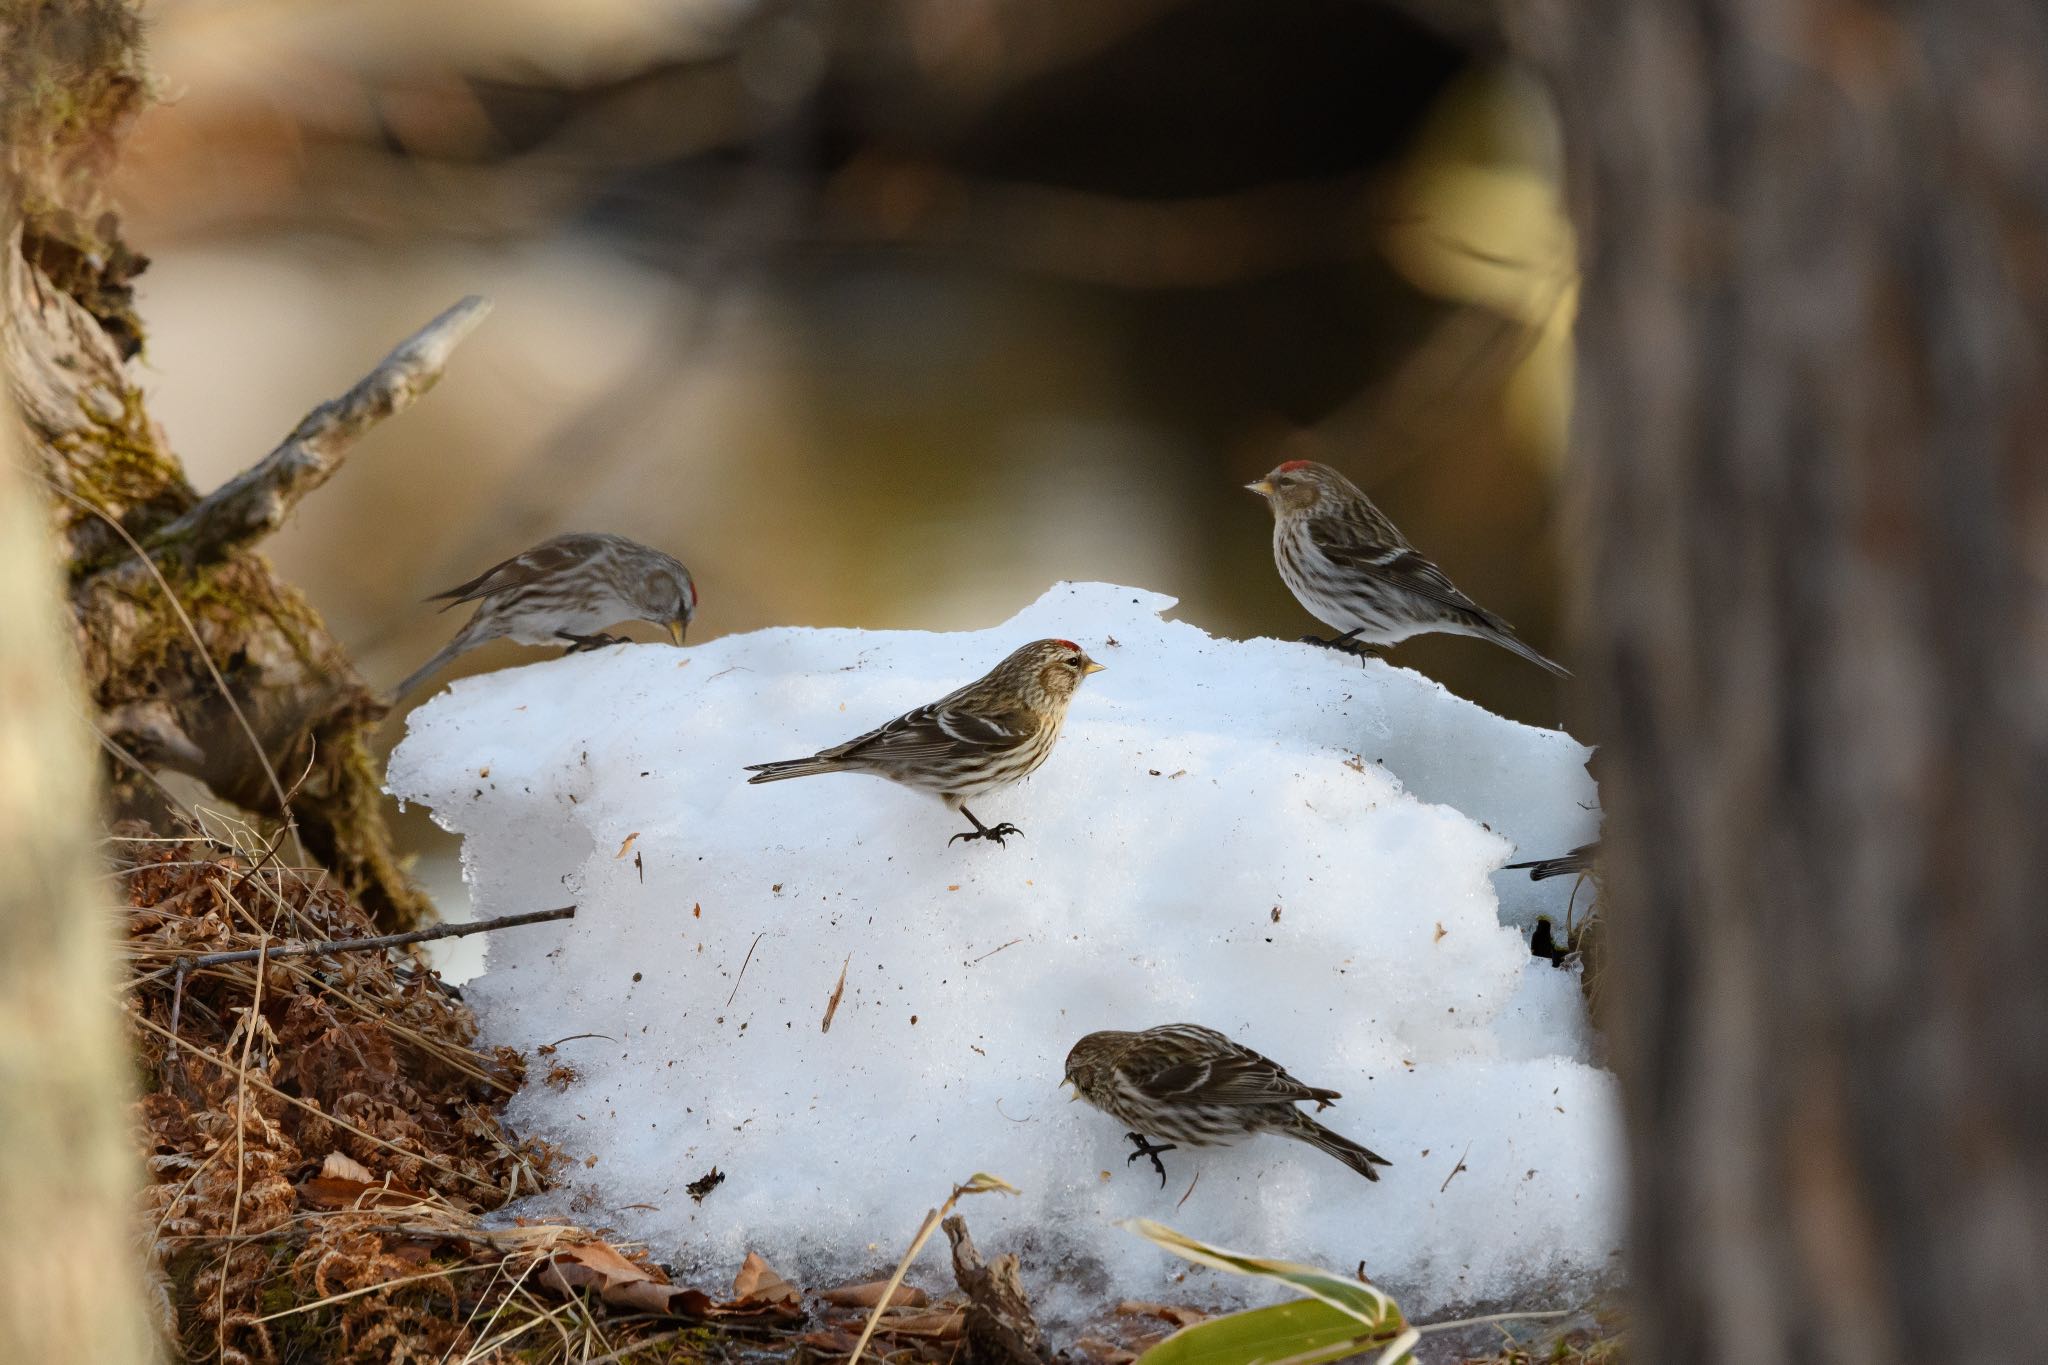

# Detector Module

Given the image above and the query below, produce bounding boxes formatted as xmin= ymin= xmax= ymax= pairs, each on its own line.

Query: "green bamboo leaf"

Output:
xmin=1134 ymin=1299 xmax=1405 ymax=1365
xmin=1123 ymin=1219 xmax=1405 ymax=1331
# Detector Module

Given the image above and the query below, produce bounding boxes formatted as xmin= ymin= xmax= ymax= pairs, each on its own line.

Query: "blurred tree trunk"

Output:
xmin=0 ymin=412 xmax=155 ymax=1359
xmin=1 ymin=0 xmax=479 ymax=930
xmin=1517 ymin=1 xmax=2048 ymax=1360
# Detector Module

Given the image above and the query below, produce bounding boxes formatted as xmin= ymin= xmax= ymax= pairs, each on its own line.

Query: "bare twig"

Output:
xmin=115 ymin=295 xmax=492 ymax=579
xmin=157 ymin=905 xmax=575 ymax=970
xmin=216 ymin=933 xmax=270 ymax=1356
xmin=726 ymin=931 xmax=766 ymax=1008
xmin=1440 ymin=1140 xmax=1473 ymax=1194
xmin=580 ymin=1328 xmax=691 ymax=1365
xmin=967 ymin=937 xmax=1025 ymax=965
xmin=542 ymin=1033 xmax=615 ymax=1049
xmin=168 ymin=958 xmax=188 ymax=1051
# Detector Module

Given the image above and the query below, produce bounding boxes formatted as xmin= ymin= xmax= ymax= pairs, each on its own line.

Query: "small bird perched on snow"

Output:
xmin=397 ymin=532 xmax=696 ymax=697
xmin=1246 ymin=459 xmax=1567 ymax=676
xmin=1506 ymin=841 xmax=1599 ymax=881
xmin=743 ymin=638 xmax=1102 ymax=847
xmin=1063 ymin=1023 xmax=1392 ymax=1187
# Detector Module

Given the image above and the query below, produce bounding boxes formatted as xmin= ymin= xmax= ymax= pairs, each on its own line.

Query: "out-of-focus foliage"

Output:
xmin=114 ymin=0 xmax=1576 ymax=887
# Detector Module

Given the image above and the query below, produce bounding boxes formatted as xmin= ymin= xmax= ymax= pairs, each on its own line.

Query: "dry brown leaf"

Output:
xmin=540 ymin=1240 xmax=726 ymax=1317
xmin=295 ymin=1177 xmax=374 ymax=1210
xmin=1116 ymin=1301 xmax=1209 ymax=1327
xmin=877 ymin=1307 xmax=965 ymax=1337
xmin=732 ymin=1250 xmax=801 ymax=1305
xmin=1072 ymin=1336 xmax=1138 ymax=1364
xmin=552 ymin=1239 xmax=665 ymax=1288
xmin=615 ymin=832 xmax=640 ymax=859
xmin=802 ymin=1327 xmax=863 ymax=1352
xmin=818 ymin=1280 xmax=930 ymax=1309
xmin=615 ymin=1280 xmax=701 ymax=1315
xmin=295 ymin=1165 xmax=432 ymax=1211
xmin=821 ymin=955 xmax=850 ymax=1034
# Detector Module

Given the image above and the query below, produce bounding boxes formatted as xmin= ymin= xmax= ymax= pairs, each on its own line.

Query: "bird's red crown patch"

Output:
xmin=1053 ymin=639 xmax=1080 ymax=651
xmin=1276 ymin=459 xmax=1312 ymax=473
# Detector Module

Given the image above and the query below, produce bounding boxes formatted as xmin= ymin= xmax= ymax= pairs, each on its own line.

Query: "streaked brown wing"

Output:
xmin=1132 ymin=1030 xmax=1337 ymax=1108
xmin=1307 ymin=521 xmax=1492 ymax=621
xmin=425 ymin=534 xmax=601 ymax=607
xmin=821 ymin=698 xmax=1034 ymax=767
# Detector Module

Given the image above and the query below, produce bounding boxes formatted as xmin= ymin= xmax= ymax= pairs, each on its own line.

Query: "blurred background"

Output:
xmin=114 ymin=0 xmax=1576 ymax=911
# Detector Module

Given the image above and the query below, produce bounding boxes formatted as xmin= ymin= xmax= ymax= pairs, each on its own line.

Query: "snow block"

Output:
xmin=388 ymin=582 xmax=1616 ymax=1318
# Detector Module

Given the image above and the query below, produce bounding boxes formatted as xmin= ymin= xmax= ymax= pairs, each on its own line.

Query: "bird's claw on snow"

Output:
xmin=1299 ymin=633 xmax=1383 ymax=661
xmin=558 ymin=632 xmax=630 ymax=654
xmin=949 ymin=822 xmax=1024 ymax=848
xmin=1125 ymin=1131 xmax=1177 ymax=1188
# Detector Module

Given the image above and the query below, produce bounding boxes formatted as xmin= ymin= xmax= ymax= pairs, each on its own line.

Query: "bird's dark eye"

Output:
xmin=1066 ymin=657 xmax=1081 ymax=668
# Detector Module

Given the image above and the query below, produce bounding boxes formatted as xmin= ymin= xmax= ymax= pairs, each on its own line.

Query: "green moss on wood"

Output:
xmin=4 ymin=1 xmax=155 ymax=354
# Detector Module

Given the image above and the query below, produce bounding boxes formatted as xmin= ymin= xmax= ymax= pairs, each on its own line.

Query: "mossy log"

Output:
xmin=2 ymin=0 xmax=486 ymax=929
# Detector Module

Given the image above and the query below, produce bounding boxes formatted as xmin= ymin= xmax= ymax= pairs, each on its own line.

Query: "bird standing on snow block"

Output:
xmin=397 ymin=532 xmax=697 ymax=697
xmin=743 ymin=638 xmax=1103 ymax=848
xmin=1063 ymin=1023 xmax=1392 ymax=1187
xmin=1246 ymin=459 xmax=1568 ymax=676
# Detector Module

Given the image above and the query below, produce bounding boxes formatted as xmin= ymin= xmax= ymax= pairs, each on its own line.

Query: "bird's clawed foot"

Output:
xmin=557 ymin=631 xmax=630 ymax=653
xmin=949 ymin=821 xmax=1022 ymax=847
xmin=1299 ymin=629 xmax=1383 ymax=660
xmin=949 ymin=807 xmax=1023 ymax=848
xmin=1125 ymin=1132 xmax=1177 ymax=1188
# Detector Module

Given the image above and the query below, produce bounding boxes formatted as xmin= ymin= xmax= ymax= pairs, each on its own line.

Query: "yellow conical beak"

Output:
xmin=666 ymin=620 xmax=686 ymax=646
xmin=1083 ymin=660 xmax=1106 ymax=675
xmin=1245 ymin=479 xmax=1274 ymax=496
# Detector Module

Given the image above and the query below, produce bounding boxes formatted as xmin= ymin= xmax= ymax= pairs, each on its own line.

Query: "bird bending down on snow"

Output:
xmin=397 ymin=532 xmax=696 ymax=697
xmin=1245 ymin=459 xmax=1568 ymax=676
xmin=1063 ymin=1023 xmax=1392 ymax=1187
xmin=743 ymin=638 xmax=1102 ymax=847
xmin=1506 ymin=841 xmax=1599 ymax=881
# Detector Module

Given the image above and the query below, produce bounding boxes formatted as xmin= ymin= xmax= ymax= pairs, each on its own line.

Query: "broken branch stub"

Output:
xmin=4 ymin=5 xmax=473 ymax=931
xmin=944 ymin=1214 xmax=1049 ymax=1365
xmin=120 ymin=294 xmax=494 ymax=581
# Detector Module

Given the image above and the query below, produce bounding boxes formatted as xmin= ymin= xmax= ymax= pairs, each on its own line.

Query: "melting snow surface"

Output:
xmin=388 ymin=582 xmax=1618 ymax=1318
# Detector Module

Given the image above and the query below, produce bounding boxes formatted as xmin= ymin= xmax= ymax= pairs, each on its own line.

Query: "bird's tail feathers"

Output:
xmin=1506 ymin=856 xmax=1580 ymax=881
xmin=1291 ymin=1116 xmax=1392 ymax=1181
xmin=422 ymin=564 xmax=500 ymax=608
xmin=1477 ymin=618 xmax=1571 ymax=677
xmin=744 ymin=757 xmax=842 ymax=784
xmin=395 ymin=638 xmax=467 ymax=699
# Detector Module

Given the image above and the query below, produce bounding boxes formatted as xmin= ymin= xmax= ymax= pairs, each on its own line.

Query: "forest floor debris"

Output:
xmin=119 ymin=825 xmax=826 ymax=1362
xmin=121 ymin=824 xmax=1206 ymax=1363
